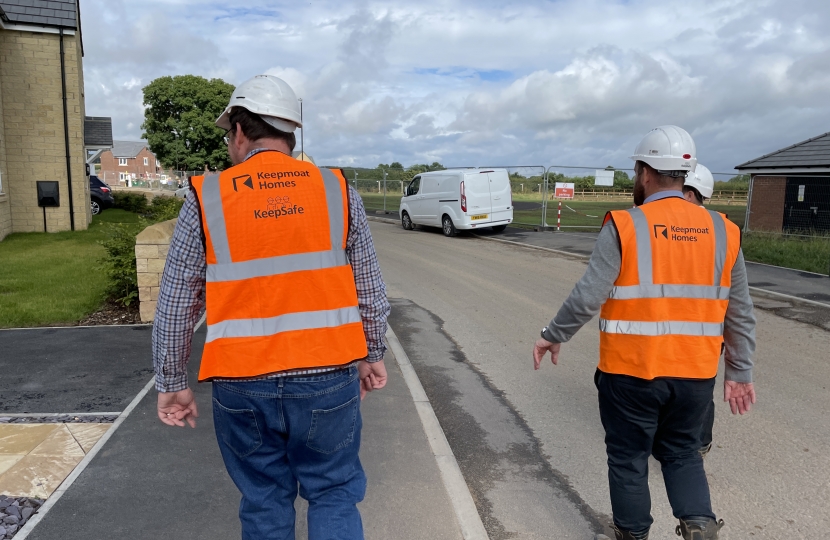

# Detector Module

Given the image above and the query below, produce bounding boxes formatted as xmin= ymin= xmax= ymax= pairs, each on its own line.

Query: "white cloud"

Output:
xmin=80 ymin=0 xmax=830 ymax=173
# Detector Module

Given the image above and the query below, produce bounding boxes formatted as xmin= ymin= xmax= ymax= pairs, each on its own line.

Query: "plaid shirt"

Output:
xmin=152 ymin=149 xmax=391 ymax=393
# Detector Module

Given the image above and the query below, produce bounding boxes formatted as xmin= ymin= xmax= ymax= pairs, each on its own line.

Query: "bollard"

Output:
xmin=557 ymin=201 xmax=561 ymax=231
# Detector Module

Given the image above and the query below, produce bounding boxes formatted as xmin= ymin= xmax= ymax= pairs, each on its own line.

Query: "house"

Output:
xmin=736 ymin=132 xmax=830 ymax=233
xmin=84 ymin=116 xmax=113 ymax=166
xmin=98 ymin=141 xmax=162 ymax=186
xmin=0 ymin=0 xmax=89 ymax=240
xmin=292 ymin=151 xmax=315 ymax=164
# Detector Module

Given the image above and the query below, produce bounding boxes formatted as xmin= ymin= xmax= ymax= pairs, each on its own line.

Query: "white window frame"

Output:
xmin=119 ymin=172 xmax=126 ymax=182
xmin=0 ymin=170 xmax=4 ymax=194
xmin=144 ymin=157 xmax=148 ymax=166
xmin=119 ymin=158 xmax=128 ymax=166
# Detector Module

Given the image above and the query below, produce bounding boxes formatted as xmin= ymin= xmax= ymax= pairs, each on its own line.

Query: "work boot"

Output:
xmin=611 ymin=524 xmax=650 ymax=540
xmin=676 ymin=517 xmax=724 ymax=539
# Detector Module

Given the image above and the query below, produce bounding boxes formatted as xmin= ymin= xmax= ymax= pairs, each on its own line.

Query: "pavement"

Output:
xmin=483 ymin=227 xmax=830 ymax=305
xmin=372 ymin=220 xmax=830 ymax=540
xmin=0 ymin=325 xmax=468 ymax=540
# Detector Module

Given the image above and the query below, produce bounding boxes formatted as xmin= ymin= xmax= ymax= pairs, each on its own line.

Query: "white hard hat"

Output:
xmin=685 ymin=163 xmax=714 ymax=199
xmin=216 ymin=75 xmax=302 ymax=133
xmin=630 ymin=125 xmax=697 ymax=175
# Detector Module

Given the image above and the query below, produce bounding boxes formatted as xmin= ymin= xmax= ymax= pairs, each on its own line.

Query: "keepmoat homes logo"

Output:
xmin=654 ymin=224 xmax=710 ymax=242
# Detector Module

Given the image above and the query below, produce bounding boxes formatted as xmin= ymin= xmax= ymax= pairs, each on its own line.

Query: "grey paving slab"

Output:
xmin=27 ymin=328 xmax=462 ymax=540
xmin=0 ymin=325 xmax=155 ymax=413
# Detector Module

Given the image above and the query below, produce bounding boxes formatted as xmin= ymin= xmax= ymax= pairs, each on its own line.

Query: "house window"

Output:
xmin=119 ymin=173 xmax=126 ymax=181
xmin=156 ymin=160 xmax=161 ymax=168
xmin=119 ymin=158 xmax=128 ymax=166
xmin=0 ymin=170 xmax=4 ymax=194
xmin=144 ymin=157 xmax=148 ymax=166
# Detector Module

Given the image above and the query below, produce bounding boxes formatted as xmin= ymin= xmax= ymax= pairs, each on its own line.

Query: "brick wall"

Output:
xmin=135 ymin=218 xmax=177 ymax=322
xmin=748 ymin=175 xmax=786 ymax=232
xmin=0 ymin=30 xmax=88 ymax=234
xmin=0 ymin=62 xmax=10 ymax=241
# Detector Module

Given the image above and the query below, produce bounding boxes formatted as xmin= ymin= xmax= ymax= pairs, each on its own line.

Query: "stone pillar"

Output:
xmin=135 ymin=218 xmax=177 ymax=322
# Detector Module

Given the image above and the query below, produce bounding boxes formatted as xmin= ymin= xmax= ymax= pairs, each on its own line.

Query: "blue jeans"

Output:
xmin=212 ymin=366 xmax=366 ymax=540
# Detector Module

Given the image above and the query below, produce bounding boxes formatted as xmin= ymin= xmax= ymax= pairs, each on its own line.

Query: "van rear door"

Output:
xmin=487 ymin=170 xmax=512 ymax=223
xmin=463 ymin=172 xmax=492 ymax=219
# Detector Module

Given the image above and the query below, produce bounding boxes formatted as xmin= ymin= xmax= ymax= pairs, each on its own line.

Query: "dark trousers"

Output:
xmin=595 ymin=369 xmax=717 ymax=533
xmin=700 ymin=400 xmax=715 ymax=449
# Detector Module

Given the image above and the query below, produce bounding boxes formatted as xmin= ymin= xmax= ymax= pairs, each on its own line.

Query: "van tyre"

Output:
xmin=401 ymin=212 xmax=414 ymax=230
xmin=442 ymin=215 xmax=457 ymax=237
xmin=492 ymin=225 xmax=507 ymax=233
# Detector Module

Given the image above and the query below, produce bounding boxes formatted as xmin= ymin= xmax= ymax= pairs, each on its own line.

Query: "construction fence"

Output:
xmin=345 ymin=165 xmax=748 ymax=232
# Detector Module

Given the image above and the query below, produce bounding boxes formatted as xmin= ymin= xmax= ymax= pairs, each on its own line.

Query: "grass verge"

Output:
xmin=0 ymin=209 xmax=141 ymax=328
xmin=742 ymin=233 xmax=830 ymax=275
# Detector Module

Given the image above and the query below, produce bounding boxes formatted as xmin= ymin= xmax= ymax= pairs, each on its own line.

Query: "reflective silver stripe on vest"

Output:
xmin=628 ymin=207 xmax=653 ymax=285
xmin=708 ymin=210 xmax=727 ymax=286
xmin=599 ymin=319 xmax=724 ymax=337
xmin=609 ymin=284 xmax=730 ymax=300
xmin=624 ymin=206 xmax=730 ymax=292
xmin=206 ymin=306 xmax=362 ymax=343
xmin=207 ymin=250 xmax=349 ymax=282
xmin=320 ymin=169 xmax=345 ymax=250
xmin=201 ymin=174 xmax=232 ymax=264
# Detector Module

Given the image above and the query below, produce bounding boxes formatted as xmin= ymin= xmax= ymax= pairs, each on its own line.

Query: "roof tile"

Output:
xmin=0 ymin=0 xmax=76 ymax=28
xmin=736 ymin=131 xmax=830 ymax=170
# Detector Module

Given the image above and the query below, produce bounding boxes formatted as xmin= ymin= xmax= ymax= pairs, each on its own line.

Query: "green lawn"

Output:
xmin=0 ymin=209 xmax=140 ymax=328
xmin=742 ymin=234 xmax=830 ymax=275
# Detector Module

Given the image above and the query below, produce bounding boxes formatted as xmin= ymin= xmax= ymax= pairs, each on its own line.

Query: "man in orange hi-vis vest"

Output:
xmin=152 ymin=75 xmax=391 ymax=540
xmin=533 ymin=126 xmax=756 ymax=540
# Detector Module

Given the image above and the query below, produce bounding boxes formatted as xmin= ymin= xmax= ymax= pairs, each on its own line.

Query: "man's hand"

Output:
xmin=724 ymin=381 xmax=756 ymax=415
xmin=157 ymin=388 xmax=199 ymax=428
xmin=358 ymin=360 xmax=388 ymax=400
xmin=533 ymin=338 xmax=561 ymax=370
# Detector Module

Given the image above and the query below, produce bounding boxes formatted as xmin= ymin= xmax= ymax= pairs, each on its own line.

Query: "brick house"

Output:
xmin=97 ymin=141 xmax=161 ymax=186
xmin=0 ymin=0 xmax=89 ymax=241
xmin=736 ymin=132 xmax=830 ymax=233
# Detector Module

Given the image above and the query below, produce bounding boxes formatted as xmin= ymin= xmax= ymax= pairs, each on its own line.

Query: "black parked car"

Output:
xmin=89 ymin=175 xmax=114 ymax=215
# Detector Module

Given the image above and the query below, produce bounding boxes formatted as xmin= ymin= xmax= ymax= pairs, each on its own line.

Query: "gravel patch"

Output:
xmin=0 ymin=496 xmax=43 ymax=539
xmin=0 ymin=415 xmax=118 ymax=424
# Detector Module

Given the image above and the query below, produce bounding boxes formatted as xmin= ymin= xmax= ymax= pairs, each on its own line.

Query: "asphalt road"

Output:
xmin=372 ymin=221 xmax=830 ymax=540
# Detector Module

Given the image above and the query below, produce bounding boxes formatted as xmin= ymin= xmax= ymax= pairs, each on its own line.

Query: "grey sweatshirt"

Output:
xmin=546 ymin=220 xmax=757 ymax=383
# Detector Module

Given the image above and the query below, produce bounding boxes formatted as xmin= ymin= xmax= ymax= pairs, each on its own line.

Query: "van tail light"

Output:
xmin=100 ymin=187 xmax=111 ymax=193
xmin=461 ymin=181 xmax=467 ymax=213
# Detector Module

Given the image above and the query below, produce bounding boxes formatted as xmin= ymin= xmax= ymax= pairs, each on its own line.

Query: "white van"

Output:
xmin=399 ymin=169 xmax=513 ymax=236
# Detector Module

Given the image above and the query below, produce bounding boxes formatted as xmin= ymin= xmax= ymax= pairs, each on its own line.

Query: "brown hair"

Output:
xmin=228 ymin=107 xmax=296 ymax=151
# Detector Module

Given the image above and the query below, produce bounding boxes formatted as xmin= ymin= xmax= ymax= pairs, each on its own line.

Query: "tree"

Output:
xmin=389 ymin=162 xmax=404 ymax=169
xmin=141 ymin=75 xmax=235 ymax=171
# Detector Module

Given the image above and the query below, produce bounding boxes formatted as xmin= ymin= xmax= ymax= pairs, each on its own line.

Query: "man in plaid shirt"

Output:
xmin=152 ymin=75 xmax=390 ymax=540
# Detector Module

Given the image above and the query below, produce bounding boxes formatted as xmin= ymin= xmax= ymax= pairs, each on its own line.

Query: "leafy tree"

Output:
xmin=389 ymin=162 xmax=404 ymax=169
xmin=141 ymin=75 xmax=235 ymax=171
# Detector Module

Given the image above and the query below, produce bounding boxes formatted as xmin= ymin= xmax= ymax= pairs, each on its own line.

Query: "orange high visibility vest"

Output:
xmin=599 ymin=197 xmax=741 ymax=380
xmin=190 ymin=151 xmax=367 ymax=381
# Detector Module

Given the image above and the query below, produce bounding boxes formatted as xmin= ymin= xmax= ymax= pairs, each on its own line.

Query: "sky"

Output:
xmin=80 ymin=0 xmax=830 ymax=176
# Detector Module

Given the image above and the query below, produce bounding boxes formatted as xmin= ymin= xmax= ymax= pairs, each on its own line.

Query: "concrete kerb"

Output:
xmin=385 ymin=327 xmax=489 ymax=540
xmin=474 ymin=234 xmax=830 ymax=310
xmin=12 ymin=377 xmax=156 ymax=540
xmin=473 ymin=233 xmax=591 ymax=261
